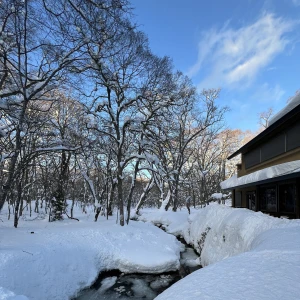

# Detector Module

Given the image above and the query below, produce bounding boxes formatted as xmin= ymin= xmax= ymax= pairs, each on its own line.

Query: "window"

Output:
xmin=235 ymin=191 xmax=242 ymax=207
xmin=261 ymin=133 xmax=285 ymax=162
xmin=247 ymin=191 xmax=256 ymax=211
xmin=279 ymin=183 xmax=296 ymax=213
xmin=260 ymin=186 xmax=277 ymax=212
xmin=244 ymin=148 xmax=260 ymax=169
xmin=286 ymin=121 xmax=300 ymax=151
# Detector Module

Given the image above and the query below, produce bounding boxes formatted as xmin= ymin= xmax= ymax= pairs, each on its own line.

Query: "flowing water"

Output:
xmin=75 ymin=244 xmax=200 ymax=300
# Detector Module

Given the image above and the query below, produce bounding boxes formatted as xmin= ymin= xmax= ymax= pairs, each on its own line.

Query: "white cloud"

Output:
xmin=252 ymin=83 xmax=285 ymax=103
xmin=292 ymin=0 xmax=300 ymax=6
xmin=188 ymin=14 xmax=295 ymax=89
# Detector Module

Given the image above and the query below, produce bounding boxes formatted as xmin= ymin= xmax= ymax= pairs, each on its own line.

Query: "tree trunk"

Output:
xmin=14 ymin=181 xmax=22 ymax=228
xmin=126 ymin=159 xmax=140 ymax=224
xmin=118 ymin=175 xmax=124 ymax=226
xmin=51 ymin=150 xmax=71 ymax=221
xmin=107 ymin=181 xmax=116 ymax=218
xmin=160 ymin=189 xmax=171 ymax=211
xmin=135 ymin=177 xmax=154 ymax=215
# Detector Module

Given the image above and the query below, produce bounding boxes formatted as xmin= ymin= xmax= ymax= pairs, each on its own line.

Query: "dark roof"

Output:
xmin=227 ymin=102 xmax=300 ymax=160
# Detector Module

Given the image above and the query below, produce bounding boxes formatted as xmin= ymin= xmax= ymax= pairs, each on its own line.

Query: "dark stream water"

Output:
xmin=74 ymin=243 xmax=201 ymax=300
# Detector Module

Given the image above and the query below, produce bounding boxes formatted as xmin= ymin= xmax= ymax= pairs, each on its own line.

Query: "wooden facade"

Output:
xmin=225 ymin=101 xmax=300 ymax=219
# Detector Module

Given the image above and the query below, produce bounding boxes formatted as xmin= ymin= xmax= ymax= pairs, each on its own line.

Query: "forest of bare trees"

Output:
xmin=0 ymin=0 xmax=252 ymax=227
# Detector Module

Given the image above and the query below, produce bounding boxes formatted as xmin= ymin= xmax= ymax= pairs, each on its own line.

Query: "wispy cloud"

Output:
xmin=252 ymin=83 xmax=285 ymax=103
xmin=188 ymin=13 xmax=295 ymax=89
xmin=292 ymin=0 xmax=300 ymax=6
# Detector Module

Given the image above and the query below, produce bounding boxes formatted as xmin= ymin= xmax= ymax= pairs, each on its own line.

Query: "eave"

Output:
xmin=222 ymin=171 xmax=300 ymax=191
xmin=227 ymin=103 xmax=300 ymax=160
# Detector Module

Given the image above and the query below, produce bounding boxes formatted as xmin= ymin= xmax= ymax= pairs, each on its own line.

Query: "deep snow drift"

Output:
xmin=0 ymin=203 xmax=183 ymax=300
xmin=138 ymin=205 xmax=300 ymax=300
xmin=2 ymin=202 xmax=300 ymax=300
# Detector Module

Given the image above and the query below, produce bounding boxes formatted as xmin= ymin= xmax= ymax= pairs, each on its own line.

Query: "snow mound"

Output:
xmin=155 ymin=206 xmax=300 ymax=300
xmin=182 ymin=205 xmax=285 ymax=266
xmin=210 ymin=192 xmax=223 ymax=199
xmin=0 ymin=204 xmax=183 ymax=300
xmin=137 ymin=208 xmax=193 ymax=236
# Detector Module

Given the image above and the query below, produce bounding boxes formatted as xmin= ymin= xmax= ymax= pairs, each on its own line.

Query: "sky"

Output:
xmin=130 ymin=0 xmax=300 ymax=132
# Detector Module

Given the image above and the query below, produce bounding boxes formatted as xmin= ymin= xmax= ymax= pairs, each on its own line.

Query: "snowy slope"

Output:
xmin=0 ymin=203 xmax=183 ymax=300
xmin=153 ymin=206 xmax=300 ymax=300
xmin=183 ymin=205 xmax=286 ymax=266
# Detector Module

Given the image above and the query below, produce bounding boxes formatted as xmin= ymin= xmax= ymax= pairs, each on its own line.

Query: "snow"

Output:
xmin=137 ymin=205 xmax=300 ymax=300
xmin=137 ymin=207 xmax=192 ymax=236
xmin=210 ymin=192 xmax=223 ymax=199
xmin=35 ymin=145 xmax=80 ymax=152
xmin=182 ymin=205 xmax=285 ymax=266
xmin=143 ymin=205 xmax=300 ymax=300
xmin=220 ymin=160 xmax=300 ymax=189
xmin=2 ymin=200 xmax=300 ymax=300
xmin=268 ymin=92 xmax=300 ymax=126
xmin=138 ymin=205 xmax=285 ymax=266
xmin=0 ymin=203 xmax=183 ymax=300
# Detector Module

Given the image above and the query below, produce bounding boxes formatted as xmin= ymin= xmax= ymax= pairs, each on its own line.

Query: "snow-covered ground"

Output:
xmin=137 ymin=205 xmax=300 ymax=300
xmin=0 ymin=203 xmax=183 ymax=300
xmin=2 ymin=201 xmax=300 ymax=300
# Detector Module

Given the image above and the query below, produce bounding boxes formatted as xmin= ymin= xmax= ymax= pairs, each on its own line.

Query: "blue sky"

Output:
xmin=130 ymin=0 xmax=300 ymax=131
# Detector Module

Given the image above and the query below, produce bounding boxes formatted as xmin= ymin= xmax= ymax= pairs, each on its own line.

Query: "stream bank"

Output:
xmin=74 ymin=240 xmax=201 ymax=300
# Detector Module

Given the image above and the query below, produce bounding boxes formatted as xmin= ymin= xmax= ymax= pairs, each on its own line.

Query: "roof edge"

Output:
xmin=221 ymin=171 xmax=300 ymax=191
xmin=227 ymin=103 xmax=300 ymax=160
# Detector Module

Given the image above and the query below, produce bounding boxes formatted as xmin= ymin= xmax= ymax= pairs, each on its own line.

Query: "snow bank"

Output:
xmin=139 ymin=205 xmax=286 ymax=267
xmin=182 ymin=205 xmax=285 ymax=266
xmin=0 ymin=204 xmax=183 ymax=300
xmin=137 ymin=207 xmax=193 ymax=236
xmin=268 ymin=92 xmax=300 ymax=126
xmin=155 ymin=206 xmax=300 ymax=300
xmin=221 ymin=160 xmax=300 ymax=189
xmin=210 ymin=192 xmax=223 ymax=199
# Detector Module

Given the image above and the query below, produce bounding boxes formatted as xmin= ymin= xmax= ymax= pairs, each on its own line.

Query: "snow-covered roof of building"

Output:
xmin=268 ymin=92 xmax=300 ymax=127
xmin=220 ymin=160 xmax=300 ymax=190
xmin=228 ymin=92 xmax=300 ymax=160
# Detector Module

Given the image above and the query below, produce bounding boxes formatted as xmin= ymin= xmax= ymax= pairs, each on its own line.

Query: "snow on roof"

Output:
xmin=268 ymin=92 xmax=300 ymax=127
xmin=220 ymin=160 xmax=300 ymax=190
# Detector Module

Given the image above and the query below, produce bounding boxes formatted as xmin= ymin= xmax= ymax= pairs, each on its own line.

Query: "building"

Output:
xmin=221 ymin=93 xmax=300 ymax=219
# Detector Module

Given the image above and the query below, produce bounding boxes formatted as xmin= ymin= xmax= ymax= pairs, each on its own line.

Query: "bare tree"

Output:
xmin=258 ymin=107 xmax=274 ymax=129
xmin=149 ymin=86 xmax=227 ymax=211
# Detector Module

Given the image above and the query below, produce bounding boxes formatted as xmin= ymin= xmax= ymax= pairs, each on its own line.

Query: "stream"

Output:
xmin=74 ymin=241 xmax=201 ymax=300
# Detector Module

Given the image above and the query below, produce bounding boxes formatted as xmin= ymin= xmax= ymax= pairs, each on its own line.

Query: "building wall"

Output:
xmin=237 ymin=118 xmax=300 ymax=178
xmin=233 ymin=179 xmax=300 ymax=219
xmin=238 ymin=147 xmax=300 ymax=177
